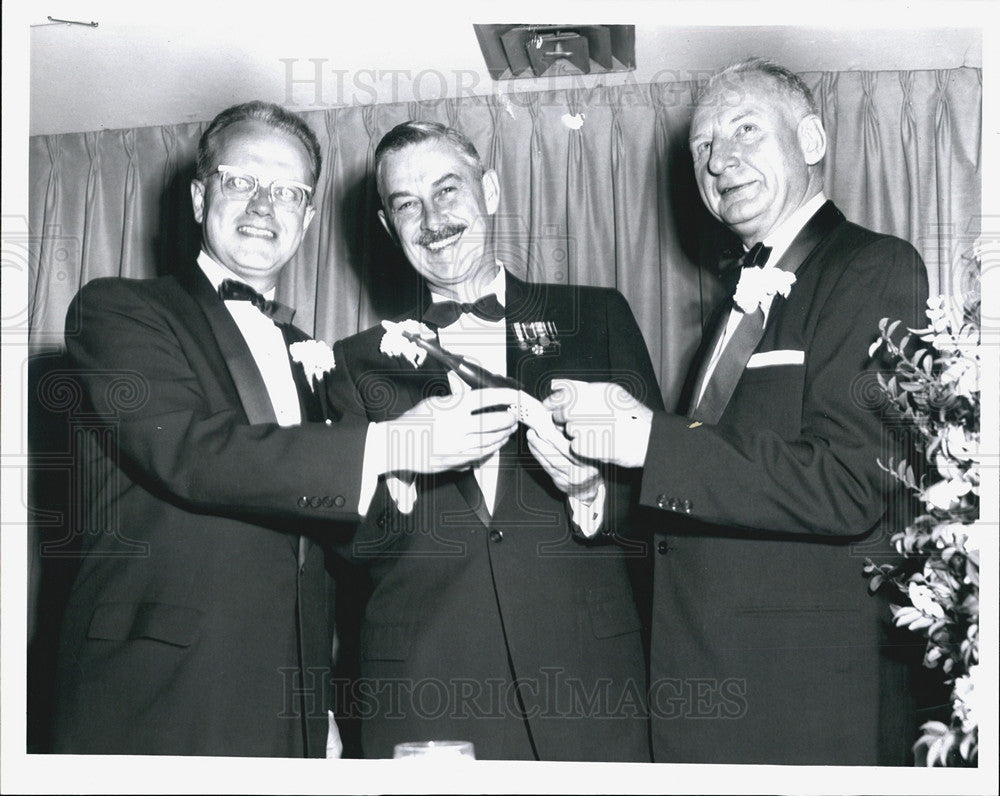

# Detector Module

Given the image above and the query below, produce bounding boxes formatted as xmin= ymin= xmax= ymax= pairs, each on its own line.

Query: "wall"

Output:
xmin=27 ymin=5 xmax=983 ymax=135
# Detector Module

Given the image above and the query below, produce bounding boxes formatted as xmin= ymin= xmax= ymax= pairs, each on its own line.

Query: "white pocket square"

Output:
xmin=747 ymin=349 xmax=805 ymax=368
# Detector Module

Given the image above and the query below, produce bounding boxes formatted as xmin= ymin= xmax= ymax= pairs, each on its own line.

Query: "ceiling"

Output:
xmin=21 ymin=1 xmax=986 ymax=136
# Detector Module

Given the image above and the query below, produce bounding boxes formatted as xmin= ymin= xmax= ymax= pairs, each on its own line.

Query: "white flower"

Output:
xmin=942 ymin=424 xmax=977 ymax=462
xmin=934 ymin=451 xmax=963 ymax=482
xmin=908 ymin=582 xmax=946 ymax=619
xmin=380 ymin=319 xmax=436 ymax=368
xmin=923 ymin=477 xmax=971 ymax=511
xmin=733 ymin=267 xmax=797 ymax=314
xmin=289 ymin=340 xmax=336 ymax=389
xmin=940 ymin=356 xmax=979 ymax=399
xmin=953 ymin=665 xmax=979 ymax=732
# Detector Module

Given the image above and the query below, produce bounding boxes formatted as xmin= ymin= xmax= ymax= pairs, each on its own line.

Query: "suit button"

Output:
xmin=681 ymin=499 xmax=693 ymax=514
xmin=656 ymin=493 xmax=667 ymax=509
xmin=333 ymin=495 xmax=346 ymax=508
xmin=489 ymin=529 xmax=503 ymax=543
xmin=297 ymin=496 xmax=309 ymax=508
xmin=667 ymin=498 xmax=679 ymax=511
xmin=657 ymin=541 xmax=669 ymax=555
xmin=309 ymin=496 xmax=323 ymax=508
xmin=322 ymin=496 xmax=334 ymax=508
xmin=377 ymin=514 xmax=386 ymax=528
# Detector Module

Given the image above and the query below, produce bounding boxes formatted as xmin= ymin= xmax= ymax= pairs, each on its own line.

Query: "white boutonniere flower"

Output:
xmin=289 ymin=340 xmax=336 ymax=390
xmin=380 ymin=319 xmax=436 ymax=368
xmin=733 ymin=267 xmax=797 ymax=314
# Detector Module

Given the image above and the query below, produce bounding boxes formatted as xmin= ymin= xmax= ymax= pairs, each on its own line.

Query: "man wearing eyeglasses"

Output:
xmin=50 ymin=102 xmax=519 ymax=757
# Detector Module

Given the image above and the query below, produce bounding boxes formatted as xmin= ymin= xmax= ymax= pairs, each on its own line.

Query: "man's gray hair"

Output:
xmin=374 ymin=121 xmax=485 ymax=198
xmin=699 ymin=57 xmax=818 ymax=118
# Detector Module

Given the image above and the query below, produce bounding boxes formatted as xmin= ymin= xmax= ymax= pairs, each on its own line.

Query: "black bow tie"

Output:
xmin=719 ymin=242 xmax=773 ymax=294
xmin=422 ymin=293 xmax=505 ymax=328
xmin=218 ymin=279 xmax=294 ymax=325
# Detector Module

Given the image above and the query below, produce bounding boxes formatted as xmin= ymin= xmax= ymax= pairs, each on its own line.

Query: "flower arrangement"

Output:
xmin=864 ymin=253 xmax=981 ymax=766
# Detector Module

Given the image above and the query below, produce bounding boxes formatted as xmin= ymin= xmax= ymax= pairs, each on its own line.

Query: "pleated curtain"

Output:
xmin=27 ymin=67 xmax=982 ymax=411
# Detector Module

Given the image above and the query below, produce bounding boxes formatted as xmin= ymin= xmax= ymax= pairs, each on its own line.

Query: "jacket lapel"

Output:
xmin=772 ymin=200 xmax=844 ymax=281
xmin=690 ymin=201 xmax=845 ymax=422
xmin=179 ymin=265 xmax=279 ymax=425
xmin=179 ymin=264 xmax=308 ymax=562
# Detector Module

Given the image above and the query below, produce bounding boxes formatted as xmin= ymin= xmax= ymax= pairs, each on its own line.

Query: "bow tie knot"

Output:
xmin=740 ymin=242 xmax=772 ymax=270
xmin=218 ymin=279 xmax=294 ymax=325
xmin=719 ymin=242 xmax=773 ymax=295
xmin=422 ymin=293 xmax=505 ymax=328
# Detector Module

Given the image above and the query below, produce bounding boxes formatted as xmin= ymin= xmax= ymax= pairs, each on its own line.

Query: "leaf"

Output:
xmin=936 ymin=732 xmax=956 ymax=765
xmin=959 ymin=731 xmax=976 ymax=761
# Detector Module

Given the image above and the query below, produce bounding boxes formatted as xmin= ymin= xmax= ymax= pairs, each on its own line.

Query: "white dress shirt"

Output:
xmin=432 ymin=268 xmax=509 ymax=514
xmin=197 ymin=252 xmax=301 ymax=427
xmin=431 ymin=267 xmax=604 ymax=534
xmin=695 ymin=192 xmax=827 ymax=407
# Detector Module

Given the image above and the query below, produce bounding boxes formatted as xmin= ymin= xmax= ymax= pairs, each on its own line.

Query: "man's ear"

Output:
xmin=377 ymin=208 xmax=399 ymax=245
xmin=482 ymin=169 xmax=500 ymax=215
xmin=303 ymin=203 xmax=316 ymax=232
xmin=798 ymin=115 xmax=827 ymax=166
xmin=190 ymin=179 xmax=206 ymax=224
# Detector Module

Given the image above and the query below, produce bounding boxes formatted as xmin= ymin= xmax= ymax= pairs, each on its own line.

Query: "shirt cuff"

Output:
xmin=568 ymin=481 xmax=607 ymax=538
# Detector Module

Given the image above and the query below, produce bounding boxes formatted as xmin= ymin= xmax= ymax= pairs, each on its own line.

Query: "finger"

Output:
xmin=542 ymin=390 xmax=568 ymax=411
xmin=527 ymin=427 xmax=576 ymax=463
xmin=472 ymin=425 xmax=517 ymax=450
xmin=468 ymin=387 xmax=521 ymax=409
xmin=548 ymin=378 xmax=587 ymax=394
xmin=567 ymin=435 xmax=590 ymax=461
xmin=464 ymin=406 xmax=517 ymax=434
xmin=526 ymin=430 xmax=576 ymax=475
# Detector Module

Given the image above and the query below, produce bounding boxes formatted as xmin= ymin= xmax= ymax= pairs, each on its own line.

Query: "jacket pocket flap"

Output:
xmin=587 ymin=588 xmax=642 ymax=639
xmin=87 ymin=602 xmax=203 ymax=648
xmin=361 ymin=623 xmax=411 ymax=661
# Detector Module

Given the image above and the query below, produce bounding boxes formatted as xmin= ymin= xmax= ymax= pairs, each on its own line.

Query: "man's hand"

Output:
xmin=525 ymin=426 xmax=603 ymax=503
xmin=544 ymin=379 xmax=654 ymax=468
xmin=381 ymin=388 xmax=519 ymax=475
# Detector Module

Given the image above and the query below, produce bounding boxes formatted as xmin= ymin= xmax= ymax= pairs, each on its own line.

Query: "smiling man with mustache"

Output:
xmin=322 ymin=121 xmax=662 ymax=760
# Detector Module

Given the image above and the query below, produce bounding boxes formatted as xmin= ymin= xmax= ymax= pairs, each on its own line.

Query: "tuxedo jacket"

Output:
xmin=639 ymin=202 xmax=929 ymax=764
xmin=325 ymin=271 xmax=662 ymax=761
xmin=51 ymin=264 xmax=370 ymax=757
